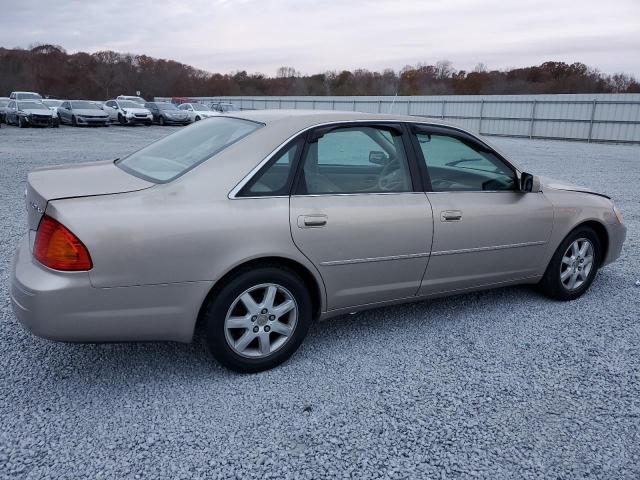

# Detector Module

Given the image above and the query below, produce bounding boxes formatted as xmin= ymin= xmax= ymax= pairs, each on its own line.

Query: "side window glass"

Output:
xmin=240 ymin=140 xmax=301 ymax=196
xmin=415 ymin=132 xmax=515 ymax=192
xmin=300 ymin=126 xmax=412 ymax=194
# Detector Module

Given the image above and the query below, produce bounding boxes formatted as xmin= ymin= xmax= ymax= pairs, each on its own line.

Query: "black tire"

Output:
xmin=18 ymin=117 xmax=26 ymax=128
xmin=195 ymin=116 xmax=201 ymax=122
xmin=538 ymin=225 xmax=601 ymax=301
xmin=72 ymin=115 xmax=78 ymax=127
xmin=204 ymin=265 xmax=312 ymax=373
xmin=159 ymin=116 xmax=165 ymax=126
xmin=118 ymin=113 xmax=127 ymax=125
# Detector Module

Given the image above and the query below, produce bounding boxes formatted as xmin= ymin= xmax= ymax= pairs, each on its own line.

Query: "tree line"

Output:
xmin=1 ymin=44 xmax=638 ymax=100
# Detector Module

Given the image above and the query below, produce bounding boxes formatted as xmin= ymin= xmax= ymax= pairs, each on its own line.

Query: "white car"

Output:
xmin=9 ymin=91 xmax=42 ymax=101
xmin=42 ymin=99 xmax=64 ymax=115
xmin=178 ymin=103 xmax=219 ymax=122
xmin=103 ymin=99 xmax=153 ymax=125
xmin=116 ymin=95 xmax=147 ymax=106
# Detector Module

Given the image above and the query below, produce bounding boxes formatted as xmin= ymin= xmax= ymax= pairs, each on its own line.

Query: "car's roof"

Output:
xmin=228 ymin=109 xmax=455 ymax=130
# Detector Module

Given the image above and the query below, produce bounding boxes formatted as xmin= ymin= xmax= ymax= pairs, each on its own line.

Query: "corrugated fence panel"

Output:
xmin=155 ymin=94 xmax=640 ymax=143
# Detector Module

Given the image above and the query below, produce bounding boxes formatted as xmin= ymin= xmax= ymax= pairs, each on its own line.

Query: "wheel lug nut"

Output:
xmin=253 ymin=326 xmax=259 ymax=333
xmin=251 ymin=315 xmax=257 ymax=322
xmin=261 ymin=308 xmax=268 ymax=314
xmin=269 ymin=315 xmax=276 ymax=321
xmin=264 ymin=326 xmax=271 ymax=333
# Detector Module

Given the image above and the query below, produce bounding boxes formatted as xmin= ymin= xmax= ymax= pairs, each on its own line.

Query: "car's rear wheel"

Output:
xmin=539 ymin=226 xmax=601 ymax=301
xmin=204 ymin=266 xmax=312 ymax=373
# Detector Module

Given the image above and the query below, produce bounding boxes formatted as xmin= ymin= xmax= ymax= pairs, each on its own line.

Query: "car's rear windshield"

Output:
xmin=17 ymin=93 xmax=42 ymax=100
xmin=116 ymin=117 xmax=263 ymax=183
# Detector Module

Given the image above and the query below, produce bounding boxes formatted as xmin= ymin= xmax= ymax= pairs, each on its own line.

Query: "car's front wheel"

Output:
xmin=539 ymin=226 xmax=601 ymax=301
xmin=204 ymin=266 xmax=312 ymax=373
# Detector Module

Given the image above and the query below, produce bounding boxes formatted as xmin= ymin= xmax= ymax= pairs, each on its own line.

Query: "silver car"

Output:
xmin=57 ymin=100 xmax=110 ymax=127
xmin=10 ymin=111 xmax=626 ymax=372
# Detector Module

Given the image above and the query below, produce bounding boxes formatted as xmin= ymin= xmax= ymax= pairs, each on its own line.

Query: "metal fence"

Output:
xmin=159 ymin=94 xmax=640 ymax=144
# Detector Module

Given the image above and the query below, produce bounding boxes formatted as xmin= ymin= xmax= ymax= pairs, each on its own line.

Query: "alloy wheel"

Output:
xmin=224 ymin=283 xmax=298 ymax=358
xmin=560 ymin=238 xmax=594 ymax=290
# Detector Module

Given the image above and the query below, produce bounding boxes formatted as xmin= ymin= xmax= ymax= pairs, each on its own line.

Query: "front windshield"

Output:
xmin=118 ymin=100 xmax=142 ymax=108
xmin=17 ymin=93 xmax=42 ymax=100
xmin=18 ymin=101 xmax=48 ymax=110
xmin=116 ymin=117 xmax=263 ymax=182
xmin=43 ymin=100 xmax=63 ymax=107
xmin=0 ymin=100 xmax=10 ymax=107
xmin=158 ymin=103 xmax=179 ymax=111
xmin=192 ymin=104 xmax=211 ymax=111
xmin=71 ymin=101 xmax=100 ymax=110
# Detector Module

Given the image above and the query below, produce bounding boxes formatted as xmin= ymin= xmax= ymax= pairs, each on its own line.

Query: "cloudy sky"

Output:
xmin=0 ymin=0 xmax=638 ymax=76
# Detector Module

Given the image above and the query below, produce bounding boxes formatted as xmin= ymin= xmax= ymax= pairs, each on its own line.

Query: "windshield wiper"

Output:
xmin=445 ymin=158 xmax=483 ymax=167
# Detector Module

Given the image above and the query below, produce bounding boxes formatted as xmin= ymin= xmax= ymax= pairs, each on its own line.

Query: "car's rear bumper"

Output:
xmin=10 ymin=237 xmax=209 ymax=343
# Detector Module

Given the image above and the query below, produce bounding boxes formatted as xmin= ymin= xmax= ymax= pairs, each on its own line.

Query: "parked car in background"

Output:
xmin=9 ymin=91 xmax=43 ymax=101
xmin=42 ymin=99 xmax=64 ymax=115
xmin=116 ymin=95 xmax=146 ymax=106
xmin=103 ymin=99 xmax=153 ymax=125
xmin=144 ymin=101 xmax=190 ymax=126
xmin=178 ymin=102 xmax=219 ymax=122
xmin=57 ymin=100 xmax=110 ymax=127
xmin=0 ymin=97 xmax=10 ymax=123
xmin=9 ymin=111 xmax=626 ymax=372
xmin=5 ymin=100 xmax=59 ymax=127
xmin=210 ymin=102 xmax=240 ymax=113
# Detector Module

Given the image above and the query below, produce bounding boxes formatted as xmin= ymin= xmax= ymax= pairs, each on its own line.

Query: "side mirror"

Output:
xmin=520 ymin=172 xmax=541 ymax=193
xmin=369 ymin=150 xmax=389 ymax=165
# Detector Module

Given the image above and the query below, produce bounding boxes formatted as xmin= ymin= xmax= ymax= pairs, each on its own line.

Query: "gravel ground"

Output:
xmin=0 ymin=124 xmax=639 ymax=479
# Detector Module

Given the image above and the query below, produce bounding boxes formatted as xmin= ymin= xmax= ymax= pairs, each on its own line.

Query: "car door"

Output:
xmin=409 ymin=124 xmax=554 ymax=295
xmin=7 ymin=101 xmax=16 ymax=123
xmin=288 ymin=123 xmax=434 ymax=310
xmin=104 ymin=101 xmax=118 ymax=121
xmin=59 ymin=102 xmax=70 ymax=122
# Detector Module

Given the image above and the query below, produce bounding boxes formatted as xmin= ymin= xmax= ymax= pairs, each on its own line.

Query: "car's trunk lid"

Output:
xmin=26 ymin=159 xmax=154 ymax=230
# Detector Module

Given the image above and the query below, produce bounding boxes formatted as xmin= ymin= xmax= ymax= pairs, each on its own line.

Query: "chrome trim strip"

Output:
xmin=320 ymin=240 xmax=546 ymax=266
xmin=228 ymin=118 xmax=519 ymax=199
xmin=320 ymin=252 xmax=431 ymax=266
xmin=430 ymin=240 xmax=546 ymax=257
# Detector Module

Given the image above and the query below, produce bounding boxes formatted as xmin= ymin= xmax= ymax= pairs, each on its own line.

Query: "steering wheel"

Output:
xmin=377 ymin=159 xmax=403 ymax=191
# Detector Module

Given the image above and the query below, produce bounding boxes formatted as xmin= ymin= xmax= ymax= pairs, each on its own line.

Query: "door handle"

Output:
xmin=441 ymin=210 xmax=463 ymax=222
xmin=298 ymin=215 xmax=328 ymax=228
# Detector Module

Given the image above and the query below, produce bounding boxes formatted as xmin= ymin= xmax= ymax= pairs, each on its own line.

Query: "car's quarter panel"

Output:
xmin=290 ymin=193 xmax=433 ymax=310
xmin=10 ymin=237 xmax=209 ymax=342
xmin=418 ymin=191 xmax=554 ymax=295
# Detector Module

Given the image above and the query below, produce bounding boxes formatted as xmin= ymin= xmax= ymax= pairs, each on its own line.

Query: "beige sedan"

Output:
xmin=11 ymin=111 xmax=626 ymax=372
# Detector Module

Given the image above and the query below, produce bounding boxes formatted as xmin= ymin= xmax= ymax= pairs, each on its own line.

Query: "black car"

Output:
xmin=144 ymin=102 xmax=190 ymax=126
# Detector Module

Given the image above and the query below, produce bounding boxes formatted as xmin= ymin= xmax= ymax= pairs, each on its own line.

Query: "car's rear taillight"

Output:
xmin=34 ymin=215 xmax=92 ymax=271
